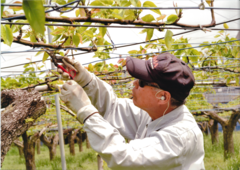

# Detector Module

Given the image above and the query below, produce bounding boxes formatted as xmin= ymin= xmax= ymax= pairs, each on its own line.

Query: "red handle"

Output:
xmin=57 ymin=65 xmax=76 ymax=80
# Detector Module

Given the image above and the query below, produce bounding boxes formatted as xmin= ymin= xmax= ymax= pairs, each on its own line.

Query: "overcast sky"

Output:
xmin=1 ymin=0 xmax=239 ymax=77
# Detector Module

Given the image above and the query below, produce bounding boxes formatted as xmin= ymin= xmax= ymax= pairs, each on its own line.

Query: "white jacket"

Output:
xmin=82 ymin=74 xmax=205 ymax=170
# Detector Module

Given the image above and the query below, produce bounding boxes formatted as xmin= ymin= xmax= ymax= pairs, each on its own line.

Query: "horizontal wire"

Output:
xmin=69 ymin=17 xmax=240 ymax=57
xmin=2 ymin=4 xmax=240 ymax=10
xmin=2 ymin=22 xmax=240 ymax=31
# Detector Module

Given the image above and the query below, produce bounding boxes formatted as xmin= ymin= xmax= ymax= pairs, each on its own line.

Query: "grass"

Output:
xmin=204 ymin=131 xmax=240 ymax=170
xmin=2 ymin=132 xmax=240 ymax=170
xmin=2 ymin=141 xmax=110 ymax=170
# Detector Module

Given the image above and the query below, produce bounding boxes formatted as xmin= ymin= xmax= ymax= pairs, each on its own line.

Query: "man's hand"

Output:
xmin=60 ymin=80 xmax=98 ymax=123
xmin=57 ymin=57 xmax=92 ymax=87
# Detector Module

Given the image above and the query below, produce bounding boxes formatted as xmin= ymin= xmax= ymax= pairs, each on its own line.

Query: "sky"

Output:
xmin=1 ymin=0 xmax=240 ymax=77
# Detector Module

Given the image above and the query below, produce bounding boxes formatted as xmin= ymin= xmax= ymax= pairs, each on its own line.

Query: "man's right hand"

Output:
xmin=57 ymin=57 xmax=92 ymax=87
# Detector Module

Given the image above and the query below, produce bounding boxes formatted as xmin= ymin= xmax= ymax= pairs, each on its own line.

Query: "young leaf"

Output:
xmin=143 ymin=1 xmax=161 ymax=15
xmin=73 ymin=34 xmax=80 ymax=47
xmin=146 ymin=29 xmax=154 ymax=41
xmin=88 ymin=63 xmax=94 ymax=72
xmin=205 ymin=0 xmax=211 ymax=6
xmin=130 ymin=0 xmax=140 ymax=7
xmin=214 ymin=35 xmax=220 ymax=38
xmin=164 ymin=30 xmax=173 ymax=50
xmin=99 ymin=27 xmax=107 ymax=38
xmin=223 ymin=23 xmax=229 ymax=29
xmin=75 ymin=8 xmax=80 ymax=17
xmin=165 ymin=14 xmax=178 ymax=24
xmin=8 ymin=1 xmax=22 ymax=11
xmin=1 ymin=25 xmax=13 ymax=47
xmin=156 ymin=14 xmax=166 ymax=21
xmin=23 ymin=0 xmax=45 ymax=36
xmin=42 ymin=52 xmax=49 ymax=63
xmin=90 ymin=0 xmax=104 ymax=6
xmin=124 ymin=9 xmax=135 ymax=20
xmin=141 ymin=14 xmax=155 ymax=22
xmin=30 ymin=34 xmax=37 ymax=42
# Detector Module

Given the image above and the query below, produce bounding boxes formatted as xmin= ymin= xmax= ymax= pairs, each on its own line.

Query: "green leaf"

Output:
xmin=35 ymin=50 xmax=44 ymax=57
xmin=141 ymin=14 xmax=155 ymax=22
xmin=52 ymin=35 xmax=61 ymax=42
xmin=218 ymin=30 xmax=224 ymax=34
xmin=128 ymin=50 xmax=138 ymax=54
xmin=165 ymin=14 xmax=178 ymax=24
xmin=59 ymin=52 xmax=64 ymax=56
xmin=1 ymin=25 xmax=13 ymax=47
xmin=72 ymin=34 xmax=80 ymax=47
xmin=99 ymin=27 xmax=107 ymax=37
xmin=146 ymin=29 xmax=154 ymax=41
xmin=226 ymin=77 xmax=231 ymax=85
xmin=75 ymin=8 xmax=80 ymax=17
xmin=130 ymin=0 xmax=140 ymax=7
xmin=223 ymin=23 xmax=229 ymax=29
xmin=56 ymin=0 xmax=66 ymax=5
xmin=78 ymin=22 xmax=91 ymax=34
xmin=23 ymin=0 xmax=45 ymax=36
xmin=1 ymin=0 xmax=6 ymax=17
xmin=30 ymin=33 xmax=37 ymax=42
xmin=164 ymin=30 xmax=173 ymax=50
xmin=42 ymin=52 xmax=49 ymax=63
xmin=90 ymin=0 xmax=104 ymax=6
xmin=139 ymin=28 xmax=148 ymax=34
xmin=214 ymin=35 xmax=220 ymax=38
xmin=119 ymin=0 xmax=131 ymax=7
xmin=123 ymin=10 xmax=135 ymax=20
xmin=143 ymin=1 xmax=161 ymax=15
xmin=235 ymin=76 xmax=239 ymax=86
xmin=88 ymin=63 xmax=94 ymax=72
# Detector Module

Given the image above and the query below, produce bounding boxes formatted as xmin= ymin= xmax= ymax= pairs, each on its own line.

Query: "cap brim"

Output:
xmin=126 ymin=57 xmax=153 ymax=82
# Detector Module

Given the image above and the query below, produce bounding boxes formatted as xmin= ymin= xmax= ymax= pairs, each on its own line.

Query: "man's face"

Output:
xmin=132 ymin=80 xmax=159 ymax=110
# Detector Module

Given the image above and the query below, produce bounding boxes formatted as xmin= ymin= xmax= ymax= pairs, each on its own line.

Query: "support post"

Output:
xmin=55 ymin=94 xmax=67 ymax=170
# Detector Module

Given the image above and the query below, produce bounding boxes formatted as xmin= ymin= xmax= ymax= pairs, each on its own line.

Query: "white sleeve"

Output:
xmin=84 ymin=114 xmax=184 ymax=170
xmin=83 ymin=74 xmax=149 ymax=139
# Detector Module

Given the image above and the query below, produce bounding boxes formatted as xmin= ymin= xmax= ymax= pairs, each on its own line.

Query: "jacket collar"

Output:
xmin=146 ymin=105 xmax=190 ymax=136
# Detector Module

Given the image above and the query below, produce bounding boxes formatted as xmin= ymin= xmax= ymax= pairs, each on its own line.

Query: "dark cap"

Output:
xmin=126 ymin=52 xmax=195 ymax=101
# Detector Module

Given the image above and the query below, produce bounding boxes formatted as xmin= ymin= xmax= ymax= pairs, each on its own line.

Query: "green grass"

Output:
xmin=2 ymin=141 xmax=110 ymax=170
xmin=2 ymin=132 xmax=240 ymax=170
xmin=204 ymin=131 xmax=240 ymax=170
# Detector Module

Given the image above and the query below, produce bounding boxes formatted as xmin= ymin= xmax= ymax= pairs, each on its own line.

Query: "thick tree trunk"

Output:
xmin=86 ymin=134 xmax=90 ymax=149
xmin=22 ymin=132 xmax=40 ymax=170
xmin=36 ymin=139 xmax=41 ymax=155
xmin=77 ymin=130 xmax=83 ymax=152
xmin=40 ymin=133 xmax=59 ymax=161
xmin=207 ymin=110 xmax=240 ymax=160
xmin=68 ymin=128 xmax=80 ymax=156
xmin=208 ymin=119 xmax=219 ymax=144
xmin=1 ymin=89 xmax=46 ymax=165
xmin=197 ymin=122 xmax=209 ymax=136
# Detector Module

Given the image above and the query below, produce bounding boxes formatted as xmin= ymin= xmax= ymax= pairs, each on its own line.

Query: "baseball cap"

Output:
xmin=126 ymin=52 xmax=195 ymax=101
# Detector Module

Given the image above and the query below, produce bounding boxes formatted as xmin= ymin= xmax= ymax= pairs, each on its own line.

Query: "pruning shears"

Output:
xmin=51 ymin=55 xmax=77 ymax=80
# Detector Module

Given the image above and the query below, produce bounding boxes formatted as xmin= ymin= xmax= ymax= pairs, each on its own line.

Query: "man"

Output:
xmin=58 ymin=52 xmax=205 ymax=170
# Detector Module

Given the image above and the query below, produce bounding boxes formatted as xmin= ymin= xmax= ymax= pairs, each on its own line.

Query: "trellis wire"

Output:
xmin=2 ymin=22 xmax=240 ymax=31
xmin=2 ymin=3 xmax=240 ymax=10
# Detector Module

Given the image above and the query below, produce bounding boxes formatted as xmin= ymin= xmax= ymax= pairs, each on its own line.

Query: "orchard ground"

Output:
xmin=2 ymin=131 xmax=240 ymax=170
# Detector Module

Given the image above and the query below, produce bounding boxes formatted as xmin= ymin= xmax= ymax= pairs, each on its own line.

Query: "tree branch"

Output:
xmin=4 ymin=13 xmax=216 ymax=29
xmin=1 ymin=37 xmax=96 ymax=51
xmin=204 ymin=111 xmax=228 ymax=126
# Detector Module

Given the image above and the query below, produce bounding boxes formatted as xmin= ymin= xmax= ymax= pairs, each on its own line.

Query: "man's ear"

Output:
xmin=156 ymin=91 xmax=171 ymax=104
